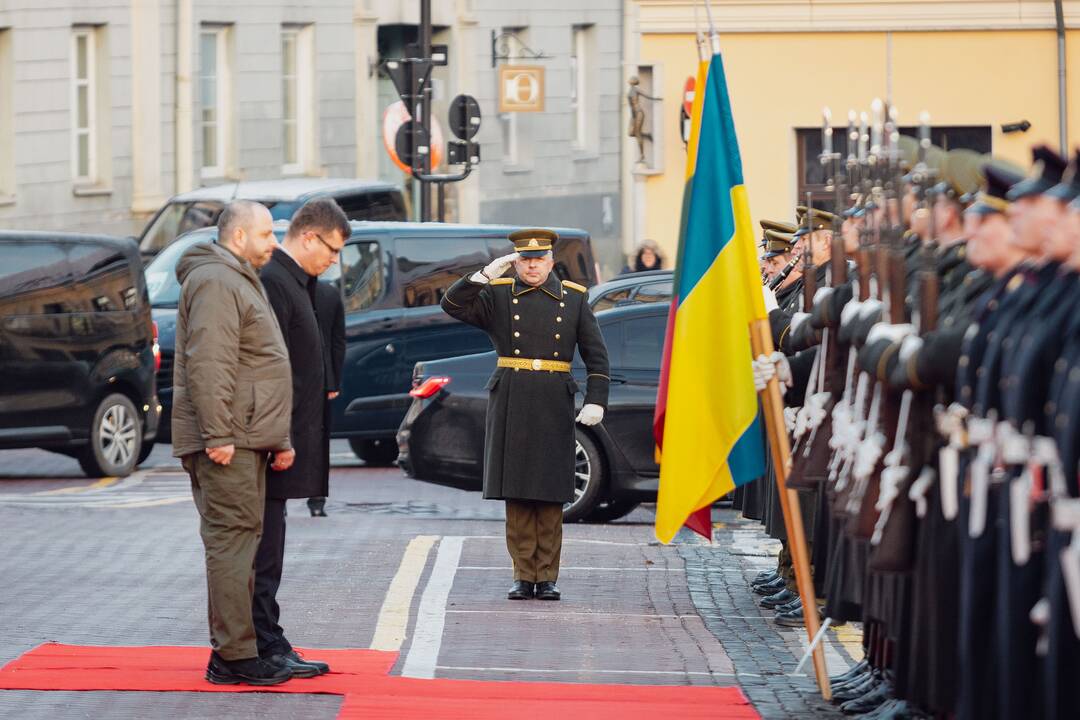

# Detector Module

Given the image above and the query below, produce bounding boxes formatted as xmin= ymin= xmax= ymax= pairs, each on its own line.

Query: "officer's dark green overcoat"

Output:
xmin=441 ymin=272 xmax=609 ymax=503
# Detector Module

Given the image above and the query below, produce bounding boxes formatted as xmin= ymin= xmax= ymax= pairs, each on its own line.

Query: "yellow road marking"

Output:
xmin=831 ymin=623 xmax=864 ymax=661
xmin=370 ymin=535 xmax=438 ymax=651
xmin=36 ymin=476 xmax=118 ymax=496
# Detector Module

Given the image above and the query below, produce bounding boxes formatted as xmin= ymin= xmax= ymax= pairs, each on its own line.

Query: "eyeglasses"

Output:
xmin=310 ymin=232 xmax=343 ymax=258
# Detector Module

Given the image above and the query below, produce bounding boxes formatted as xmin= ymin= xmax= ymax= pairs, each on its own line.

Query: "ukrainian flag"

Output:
xmin=653 ymin=52 xmax=767 ymax=544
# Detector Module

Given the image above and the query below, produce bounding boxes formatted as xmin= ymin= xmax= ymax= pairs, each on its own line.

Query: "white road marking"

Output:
xmin=456 ymin=566 xmax=685 ymax=572
xmin=369 ymin=535 xmax=438 ymax=652
xmin=445 ymin=609 xmax=699 ymax=620
xmin=0 ymin=470 xmax=190 ymax=508
xmin=436 ymin=664 xmax=758 ymax=678
xmin=400 ymin=535 xmax=463 ymax=679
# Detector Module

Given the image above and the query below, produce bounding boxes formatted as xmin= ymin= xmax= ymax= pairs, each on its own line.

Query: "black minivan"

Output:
xmin=0 ymin=232 xmax=160 ymax=477
xmin=147 ymin=221 xmax=597 ymax=464
xmin=137 ymin=178 xmax=407 ymax=258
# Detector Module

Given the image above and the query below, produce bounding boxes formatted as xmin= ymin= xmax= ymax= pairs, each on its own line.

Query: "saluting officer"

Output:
xmin=441 ymin=229 xmax=610 ymax=601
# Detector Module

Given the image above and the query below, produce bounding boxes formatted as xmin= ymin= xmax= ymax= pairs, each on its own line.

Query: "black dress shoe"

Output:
xmin=831 ymin=671 xmax=881 ymax=703
xmin=830 ymin=659 xmax=869 ymax=687
xmin=263 ymin=651 xmax=323 ymax=679
xmin=774 ymin=602 xmax=824 ymax=627
xmin=508 ymin=580 xmax=535 ymax=600
xmin=206 ymin=653 xmax=292 ymax=686
xmin=840 ymin=680 xmax=892 ymax=714
xmin=753 ymin=576 xmax=786 ymax=595
xmin=751 ymin=569 xmax=777 ymax=587
xmin=761 ymin=588 xmax=796 ymax=609
xmin=775 ymin=597 xmax=802 ymax=615
xmin=752 ymin=569 xmax=779 ymax=586
xmin=536 ymin=581 xmax=561 ymax=600
xmin=831 ymin=668 xmax=874 ymax=694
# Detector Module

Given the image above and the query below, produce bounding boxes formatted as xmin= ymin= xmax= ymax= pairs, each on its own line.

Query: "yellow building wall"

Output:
xmin=640 ymin=29 xmax=1080 ymax=261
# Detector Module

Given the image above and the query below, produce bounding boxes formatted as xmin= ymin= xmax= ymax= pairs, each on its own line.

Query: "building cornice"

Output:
xmin=636 ymin=1 xmax=1080 ymax=34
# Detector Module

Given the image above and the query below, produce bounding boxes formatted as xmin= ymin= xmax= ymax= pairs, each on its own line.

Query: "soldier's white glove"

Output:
xmin=576 ymin=403 xmax=604 ymax=426
xmin=471 ymin=252 xmax=520 ymax=283
xmin=752 ymin=352 xmax=792 ymax=393
xmin=790 ymin=312 xmax=811 ymax=336
xmin=866 ymin=322 xmax=915 ymax=346
xmin=762 ymin=284 xmax=779 ymax=313
xmin=898 ymin=334 xmax=924 ymax=365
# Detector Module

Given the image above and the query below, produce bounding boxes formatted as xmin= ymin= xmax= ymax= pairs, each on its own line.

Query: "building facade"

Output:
xmin=624 ymin=0 xmax=1080 ymax=260
xmin=0 ymin=0 xmax=628 ymax=277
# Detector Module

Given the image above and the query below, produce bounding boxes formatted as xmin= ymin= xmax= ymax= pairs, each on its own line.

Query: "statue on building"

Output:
xmin=627 ymin=76 xmax=660 ymax=164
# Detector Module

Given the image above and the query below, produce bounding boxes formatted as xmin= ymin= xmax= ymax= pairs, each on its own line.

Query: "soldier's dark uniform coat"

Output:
xmin=441 ymin=272 xmax=609 ymax=504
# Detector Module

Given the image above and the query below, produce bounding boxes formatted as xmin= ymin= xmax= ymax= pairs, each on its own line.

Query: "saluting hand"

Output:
xmin=271 ymin=448 xmax=296 ymax=472
xmin=206 ymin=444 xmax=235 ymax=465
xmin=472 ymin=252 xmax=520 ymax=283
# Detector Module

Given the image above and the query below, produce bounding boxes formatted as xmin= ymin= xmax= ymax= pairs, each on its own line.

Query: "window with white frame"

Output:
xmin=570 ymin=24 xmax=595 ymax=150
xmin=0 ymin=28 xmax=13 ymax=197
xmin=71 ymin=28 xmax=97 ymax=182
xmin=200 ymin=26 xmax=230 ymax=178
xmin=282 ymin=25 xmax=315 ymax=174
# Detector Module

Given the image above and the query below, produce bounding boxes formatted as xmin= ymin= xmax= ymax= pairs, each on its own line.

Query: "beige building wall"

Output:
xmin=630 ymin=1 xmax=1080 ymax=262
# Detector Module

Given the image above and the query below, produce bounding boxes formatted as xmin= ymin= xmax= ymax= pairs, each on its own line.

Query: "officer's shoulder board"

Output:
xmin=562 ymin=280 xmax=587 ymax=293
xmin=490 ymin=278 xmax=514 ymax=286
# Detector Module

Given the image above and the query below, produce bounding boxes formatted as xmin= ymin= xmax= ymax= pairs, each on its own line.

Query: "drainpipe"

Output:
xmin=1055 ymin=0 xmax=1068 ymax=154
xmin=175 ymin=0 xmax=193 ymax=192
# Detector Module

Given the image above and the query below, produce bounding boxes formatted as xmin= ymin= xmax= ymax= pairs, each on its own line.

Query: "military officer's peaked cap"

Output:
xmin=760 ymin=218 xmax=798 ymax=235
xmin=967 ymin=162 xmax=1024 ymax=216
xmin=1046 ymin=148 xmax=1080 ymax=204
xmin=509 ymin=228 xmax=558 ymax=257
xmin=793 ymin=207 xmax=837 ymax=237
xmin=1007 ymin=145 xmax=1067 ymax=201
xmin=762 ymin=230 xmax=795 ymax=258
xmin=934 ymin=149 xmax=985 ymax=199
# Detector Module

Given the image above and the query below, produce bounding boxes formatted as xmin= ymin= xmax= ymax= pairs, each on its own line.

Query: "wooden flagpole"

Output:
xmin=750 ymin=318 xmax=832 ymax=700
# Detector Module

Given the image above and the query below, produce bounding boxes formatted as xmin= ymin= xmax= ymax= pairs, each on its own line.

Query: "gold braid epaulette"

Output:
xmin=562 ymin=280 xmax=587 ymax=293
xmin=491 ymin=278 xmax=513 ymax=286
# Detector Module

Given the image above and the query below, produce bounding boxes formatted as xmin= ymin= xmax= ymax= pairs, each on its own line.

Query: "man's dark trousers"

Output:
xmin=253 ymin=498 xmax=290 ymax=656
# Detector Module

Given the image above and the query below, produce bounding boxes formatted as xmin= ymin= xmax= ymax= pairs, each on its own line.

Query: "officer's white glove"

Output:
xmin=866 ymin=322 xmax=916 ymax=346
xmin=898 ymin=334 xmax=924 ymax=365
xmin=752 ymin=352 xmax=792 ymax=393
xmin=470 ymin=252 xmax=520 ymax=283
xmin=576 ymin=403 xmax=604 ymax=426
xmin=762 ymin=284 xmax=779 ymax=313
xmin=790 ymin=312 xmax=811 ymax=336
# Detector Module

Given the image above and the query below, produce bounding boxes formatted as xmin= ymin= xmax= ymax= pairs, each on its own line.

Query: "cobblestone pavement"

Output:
xmin=0 ymin=445 xmax=851 ymax=718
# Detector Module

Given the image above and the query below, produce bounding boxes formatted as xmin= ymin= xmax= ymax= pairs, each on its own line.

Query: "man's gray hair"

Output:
xmin=217 ymin=200 xmax=265 ymax=243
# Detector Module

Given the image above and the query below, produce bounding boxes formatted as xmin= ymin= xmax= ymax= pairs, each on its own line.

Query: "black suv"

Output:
xmin=0 ymin=233 xmax=160 ymax=477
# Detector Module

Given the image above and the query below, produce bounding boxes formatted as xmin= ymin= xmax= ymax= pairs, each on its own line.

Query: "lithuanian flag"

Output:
xmin=653 ymin=52 xmax=767 ymax=544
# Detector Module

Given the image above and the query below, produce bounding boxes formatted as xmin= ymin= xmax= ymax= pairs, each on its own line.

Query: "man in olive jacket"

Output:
xmin=172 ymin=200 xmax=296 ymax=686
xmin=441 ymin=229 xmax=609 ymax=601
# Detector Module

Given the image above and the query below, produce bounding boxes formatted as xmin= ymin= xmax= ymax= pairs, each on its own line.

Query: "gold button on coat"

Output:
xmin=556 ymin=317 xmax=562 ymax=323
xmin=514 ymin=331 xmax=520 ymax=337
xmin=514 ymin=314 xmax=520 ymax=320
xmin=514 ymin=349 xmax=520 ymax=355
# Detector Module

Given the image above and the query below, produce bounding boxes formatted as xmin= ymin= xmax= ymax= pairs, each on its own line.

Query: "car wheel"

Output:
xmin=349 ymin=437 xmax=399 ymax=466
xmin=563 ymin=430 xmax=606 ymax=523
xmin=78 ymin=393 xmax=142 ymax=478
xmin=586 ymin=500 xmax=641 ymax=523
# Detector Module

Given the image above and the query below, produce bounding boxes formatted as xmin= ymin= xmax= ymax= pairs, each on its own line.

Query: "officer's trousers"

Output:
xmin=505 ymin=500 xmax=563 ymax=583
xmin=184 ymin=449 xmax=267 ymax=661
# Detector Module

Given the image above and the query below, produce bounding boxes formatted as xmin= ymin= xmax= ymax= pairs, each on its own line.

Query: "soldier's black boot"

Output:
xmin=508 ymin=580 xmax=535 ymax=600
xmin=206 ymin=653 xmax=292 ymax=686
xmin=536 ymin=581 xmax=561 ymax=601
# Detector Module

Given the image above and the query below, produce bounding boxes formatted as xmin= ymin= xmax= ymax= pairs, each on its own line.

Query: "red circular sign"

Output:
xmin=682 ymin=76 xmax=696 ymax=118
xmin=383 ymin=101 xmax=444 ymax=175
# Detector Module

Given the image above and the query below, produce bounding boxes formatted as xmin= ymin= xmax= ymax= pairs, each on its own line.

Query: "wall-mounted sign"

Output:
xmin=498 ymin=65 xmax=545 ymax=113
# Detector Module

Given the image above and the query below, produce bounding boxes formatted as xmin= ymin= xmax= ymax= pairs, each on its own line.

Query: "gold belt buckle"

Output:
xmin=531 ymin=358 xmax=542 ymax=371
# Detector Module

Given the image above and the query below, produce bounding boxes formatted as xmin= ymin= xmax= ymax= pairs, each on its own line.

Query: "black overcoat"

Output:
xmin=260 ymin=248 xmax=328 ymax=499
xmin=441 ymin=271 xmax=609 ymax=503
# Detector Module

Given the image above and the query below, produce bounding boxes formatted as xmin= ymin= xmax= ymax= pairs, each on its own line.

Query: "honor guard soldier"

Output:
xmin=441 ymin=229 xmax=610 ymax=601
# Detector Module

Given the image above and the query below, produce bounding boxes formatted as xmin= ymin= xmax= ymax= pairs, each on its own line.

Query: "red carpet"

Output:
xmin=0 ymin=643 xmax=759 ymax=719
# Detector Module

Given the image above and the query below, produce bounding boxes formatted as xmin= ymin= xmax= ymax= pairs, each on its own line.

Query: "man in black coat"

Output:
xmin=307 ymin=281 xmax=346 ymax=517
xmin=441 ymin=229 xmax=610 ymax=601
xmin=255 ymin=197 xmax=351 ymax=677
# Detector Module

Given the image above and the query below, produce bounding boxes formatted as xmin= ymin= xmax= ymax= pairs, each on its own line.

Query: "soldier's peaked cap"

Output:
xmin=509 ymin=228 xmax=558 ymax=257
xmin=760 ymin=218 xmax=798 ymax=235
xmin=1046 ymin=148 xmax=1080 ymax=204
xmin=1007 ymin=145 xmax=1067 ymax=201
xmin=967 ymin=162 xmax=1024 ymax=216
xmin=793 ymin=208 xmax=837 ymax=237
xmin=763 ymin=230 xmax=795 ymax=258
